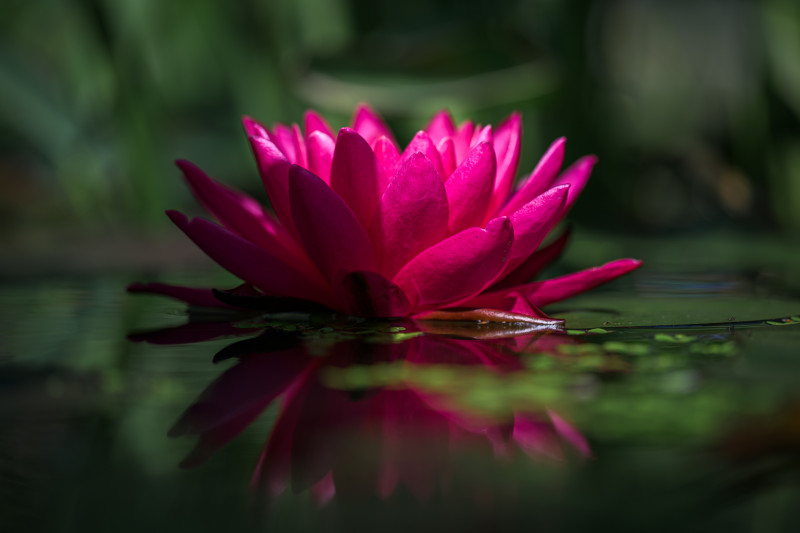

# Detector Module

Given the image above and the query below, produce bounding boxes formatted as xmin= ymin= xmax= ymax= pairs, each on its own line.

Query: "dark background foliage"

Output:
xmin=1 ymin=0 xmax=799 ymax=257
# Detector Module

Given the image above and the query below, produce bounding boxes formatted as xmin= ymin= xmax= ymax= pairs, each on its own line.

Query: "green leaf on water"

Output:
xmin=654 ymin=333 xmax=697 ymax=343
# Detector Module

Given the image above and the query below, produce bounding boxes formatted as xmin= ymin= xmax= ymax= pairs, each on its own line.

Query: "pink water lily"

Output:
xmin=130 ymin=105 xmax=640 ymax=323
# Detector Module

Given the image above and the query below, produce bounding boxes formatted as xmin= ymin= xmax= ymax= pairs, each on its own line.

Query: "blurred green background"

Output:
xmin=2 ymin=0 xmax=799 ymax=273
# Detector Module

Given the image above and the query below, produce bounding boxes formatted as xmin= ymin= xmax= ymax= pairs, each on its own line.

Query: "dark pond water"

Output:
xmin=2 ymin=235 xmax=800 ymax=533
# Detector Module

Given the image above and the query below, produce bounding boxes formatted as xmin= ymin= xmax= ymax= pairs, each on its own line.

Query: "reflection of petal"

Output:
xmin=170 ymin=349 xmax=313 ymax=467
xmin=162 ymin=317 xmax=592 ymax=505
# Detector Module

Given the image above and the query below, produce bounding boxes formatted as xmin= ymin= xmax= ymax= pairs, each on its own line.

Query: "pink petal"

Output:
xmin=474 ymin=124 xmax=493 ymax=145
xmin=444 ymin=141 xmax=496 ymax=233
xmin=270 ymin=123 xmax=298 ymax=163
xmin=424 ymin=109 xmax=456 ymax=145
xmin=330 ymin=128 xmax=384 ymax=229
xmin=437 ymin=137 xmax=456 ymax=179
xmin=371 ymin=152 xmax=449 ymax=277
xmin=499 ymin=137 xmax=566 ymax=217
xmin=393 ymin=217 xmax=513 ymax=309
xmin=473 ymin=258 xmax=642 ymax=309
xmin=289 ymin=165 xmax=378 ymax=282
xmin=553 ymin=155 xmax=597 ymax=213
xmin=304 ymin=109 xmax=334 ymax=138
xmin=307 ymin=130 xmax=335 ymax=185
xmin=453 ymin=120 xmax=475 ymax=163
xmin=501 ymin=185 xmax=569 ymax=271
xmin=334 ymin=270 xmax=411 ymax=317
xmin=352 ymin=103 xmax=396 ymax=146
xmin=166 ymin=210 xmax=333 ymax=305
xmin=242 ymin=116 xmax=269 ymax=138
xmin=373 ymin=136 xmax=400 ymax=180
xmin=291 ymin=123 xmax=308 ymax=168
xmin=400 ymin=131 xmax=445 ymax=181
xmin=487 ymin=112 xmax=522 ymax=218
xmin=522 ymin=258 xmax=641 ymax=307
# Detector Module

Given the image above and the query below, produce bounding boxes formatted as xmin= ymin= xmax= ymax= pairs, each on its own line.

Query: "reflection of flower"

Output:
xmin=156 ymin=326 xmax=590 ymax=504
xmin=130 ymin=105 xmax=640 ymax=322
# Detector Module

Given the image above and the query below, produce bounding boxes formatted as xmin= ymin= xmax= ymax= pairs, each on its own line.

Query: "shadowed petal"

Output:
xmin=487 ymin=112 xmax=522 ymax=218
xmin=330 ymin=128 xmax=384 ymax=229
xmin=500 ymin=137 xmax=566 ymax=217
xmin=166 ymin=210 xmax=332 ymax=305
xmin=307 ymin=131 xmax=335 ymax=185
xmin=370 ymin=152 xmax=449 ymax=277
xmin=335 ymin=271 xmax=411 ymax=317
xmin=400 ymin=131 xmax=445 ymax=181
xmin=289 ymin=165 xmax=378 ymax=282
xmin=176 ymin=160 xmax=316 ymax=277
xmin=445 ymin=141 xmax=496 ymax=233
xmin=500 ymin=185 xmax=569 ymax=275
xmin=393 ymin=217 xmax=514 ymax=309
xmin=353 ymin=104 xmax=396 ymax=146
xmin=490 ymin=228 xmax=572 ymax=290
xmin=248 ymin=136 xmax=296 ymax=235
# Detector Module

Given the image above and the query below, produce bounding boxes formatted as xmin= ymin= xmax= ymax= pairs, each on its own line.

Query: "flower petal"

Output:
xmin=470 ymin=258 xmax=642 ymax=309
xmin=166 ymin=210 xmax=333 ymax=305
xmin=437 ymin=137 xmax=456 ymax=179
xmin=522 ymin=258 xmax=641 ymax=307
xmin=502 ymin=184 xmax=569 ymax=271
xmin=487 ymin=112 xmax=522 ymax=218
xmin=307 ymin=130 xmax=335 ymax=185
xmin=329 ymin=128 xmax=384 ymax=229
xmin=400 ymin=131 xmax=445 ymax=181
xmin=289 ymin=165 xmax=378 ymax=282
xmin=373 ymin=135 xmax=400 ymax=180
xmin=453 ymin=120 xmax=475 ymax=163
xmin=352 ymin=103 xmax=396 ymax=146
xmin=304 ymin=109 xmax=334 ymax=138
xmin=393 ymin=217 xmax=513 ymax=309
xmin=553 ymin=155 xmax=597 ymax=213
xmin=248 ymin=135 xmax=295 ymax=235
xmin=445 ymin=141 xmax=496 ymax=233
xmin=499 ymin=137 xmax=566 ymax=217
xmin=242 ymin=115 xmax=269 ymax=138
xmin=176 ymin=160 xmax=316 ymax=277
xmin=491 ymin=228 xmax=572 ymax=290
xmin=334 ymin=270 xmax=411 ymax=317
xmin=270 ymin=123 xmax=299 ymax=163
xmin=424 ymin=109 xmax=456 ymax=145
xmin=371 ymin=152 xmax=449 ymax=277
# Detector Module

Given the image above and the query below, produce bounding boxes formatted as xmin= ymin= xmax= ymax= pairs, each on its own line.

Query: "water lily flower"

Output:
xmin=129 ymin=105 xmax=640 ymax=324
